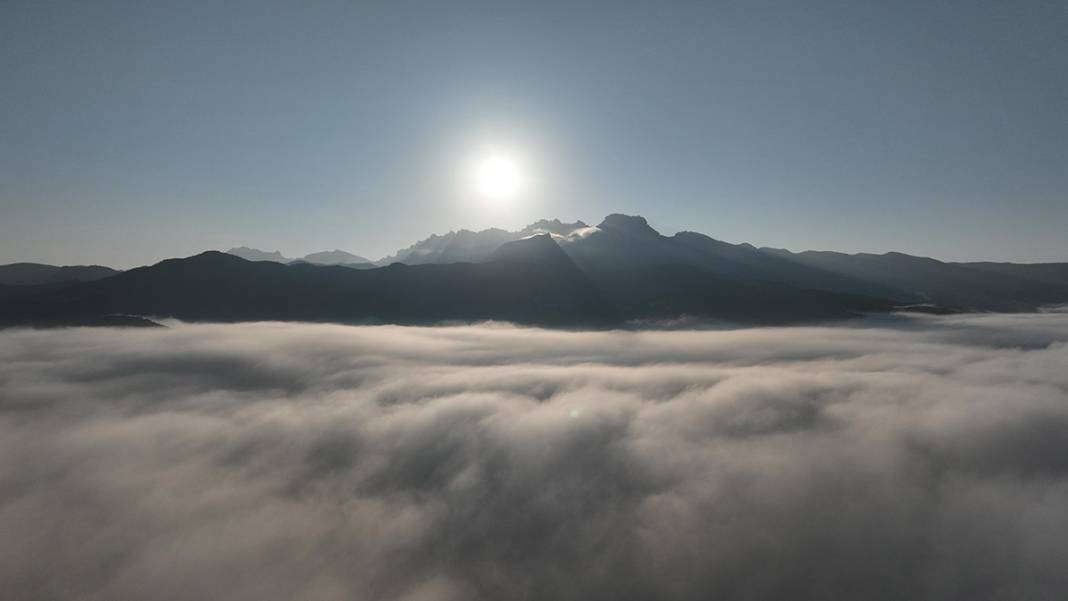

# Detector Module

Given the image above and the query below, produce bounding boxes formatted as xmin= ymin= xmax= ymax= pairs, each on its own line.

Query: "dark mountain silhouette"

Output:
xmin=4 ymin=214 xmax=1067 ymax=329
xmin=760 ymin=249 xmax=1068 ymax=311
xmin=0 ymin=242 xmax=615 ymax=328
xmin=379 ymin=214 xmax=1068 ymax=314
xmin=0 ymin=263 xmax=119 ymax=286
xmin=548 ymin=215 xmax=892 ymax=322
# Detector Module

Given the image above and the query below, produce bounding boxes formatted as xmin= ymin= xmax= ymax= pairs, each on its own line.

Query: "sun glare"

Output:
xmin=474 ymin=155 xmax=523 ymax=201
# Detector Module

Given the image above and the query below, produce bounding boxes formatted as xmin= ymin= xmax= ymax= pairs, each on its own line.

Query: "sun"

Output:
xmin=474 ymin=155 xmax=523 ymax=201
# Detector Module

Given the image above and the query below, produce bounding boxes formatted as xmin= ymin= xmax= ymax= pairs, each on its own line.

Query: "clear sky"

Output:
xmin=2 ymin=0 xmax=1066 ymax=268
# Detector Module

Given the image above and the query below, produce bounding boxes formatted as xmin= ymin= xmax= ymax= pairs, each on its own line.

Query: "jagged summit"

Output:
xmin=597 ymin=214 xmax=661 ymax=238
xmin=227 ymin=247 xmax=290 ymax=263
xmin=378 ymin=227 xmax=515 ymax=265
xmin=377 ymin=221 xmax=593 ymax=266
xmin=521 ymin=219 xmax=589 ymax=237
xmin=375 ymin=216 xmax=635 ymax=265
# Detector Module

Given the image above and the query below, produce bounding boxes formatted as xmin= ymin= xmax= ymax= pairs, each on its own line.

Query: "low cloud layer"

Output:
xmin=2 ymin=314 xmax=1068 ymax=600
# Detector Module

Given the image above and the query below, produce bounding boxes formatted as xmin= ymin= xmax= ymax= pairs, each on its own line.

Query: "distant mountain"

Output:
xmin=5 ymin=213 xmax=1067 ymax=329
xmin=226 ymin=247 xmax=371 ymax=266
xmin=759 ymin=249 xmax=1068 ymax=311
xmin=522 ymin=219 xmax=591 ymax=237
xmin=377 ymin=228 xmax=519 ymax=265
xmin=0 ymin=263 xmax=119 ymax=286
xmin=376 ymin=219 xmax=588 ymax=265
xmin=226 ymin=247 xmax=292 ymax=262
xmin=301 ymin=250 xmax=371 ymax=265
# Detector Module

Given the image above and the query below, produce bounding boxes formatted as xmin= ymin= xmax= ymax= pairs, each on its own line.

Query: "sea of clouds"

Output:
xmin=2 ymin=313 xmax=1068 ymax=600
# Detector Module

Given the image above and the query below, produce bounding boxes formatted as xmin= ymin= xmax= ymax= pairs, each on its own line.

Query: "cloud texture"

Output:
xmin=2 ymin=314 xmax=1068 ymax=600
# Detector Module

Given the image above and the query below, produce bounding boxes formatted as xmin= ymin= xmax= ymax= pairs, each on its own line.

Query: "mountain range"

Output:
xmin=226 ymin=247 xmax=373 ymax=267
xmin=0 ymin=263 xmax=119 ymax=286
xmin=2 ymin=214 xmax=1067 ymax=328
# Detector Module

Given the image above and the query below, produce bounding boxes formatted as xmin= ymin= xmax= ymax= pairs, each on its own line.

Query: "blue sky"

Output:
xmin=2 ymin=0 xmax=1066 ymax=267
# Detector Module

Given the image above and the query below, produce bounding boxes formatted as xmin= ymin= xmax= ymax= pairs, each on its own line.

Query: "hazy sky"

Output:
xmin=2 ymin=0 xmax=1066 ymax=267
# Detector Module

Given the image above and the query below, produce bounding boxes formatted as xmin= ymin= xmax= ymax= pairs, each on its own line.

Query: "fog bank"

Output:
xmin=2 ymin=314 xmax=1068 ymax=600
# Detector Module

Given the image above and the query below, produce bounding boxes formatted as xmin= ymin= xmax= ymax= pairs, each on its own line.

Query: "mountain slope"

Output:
xmin=761 ymin=248 xmax=1068 ymax=311
xmin=378 ymin=214 xmax=1068 ymax=313
xmin=0 ymin=249 xmax=614 ymax=328
xmin=0 ymin=245 xmax=893 ymax=328
xmin=552 ymin=216 xmax=892 ymax=323
xmin=0 ymin=263 xmax=119 ymax=286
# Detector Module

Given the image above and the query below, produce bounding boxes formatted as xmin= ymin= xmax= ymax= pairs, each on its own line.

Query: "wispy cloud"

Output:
xmin=2 ymin=315 xmax=1068 ymax=600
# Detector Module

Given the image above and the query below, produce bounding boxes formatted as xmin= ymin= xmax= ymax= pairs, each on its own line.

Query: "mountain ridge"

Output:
xmin=4 ymin=213 xmax=1067 ymax=328
xmin=226 ymin=247 xmax=371 ymax=265
xmin=0 ymin=263 xmax=120 ymax=287
xmin=370 ymin=214 xmax=1068 ymax=313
